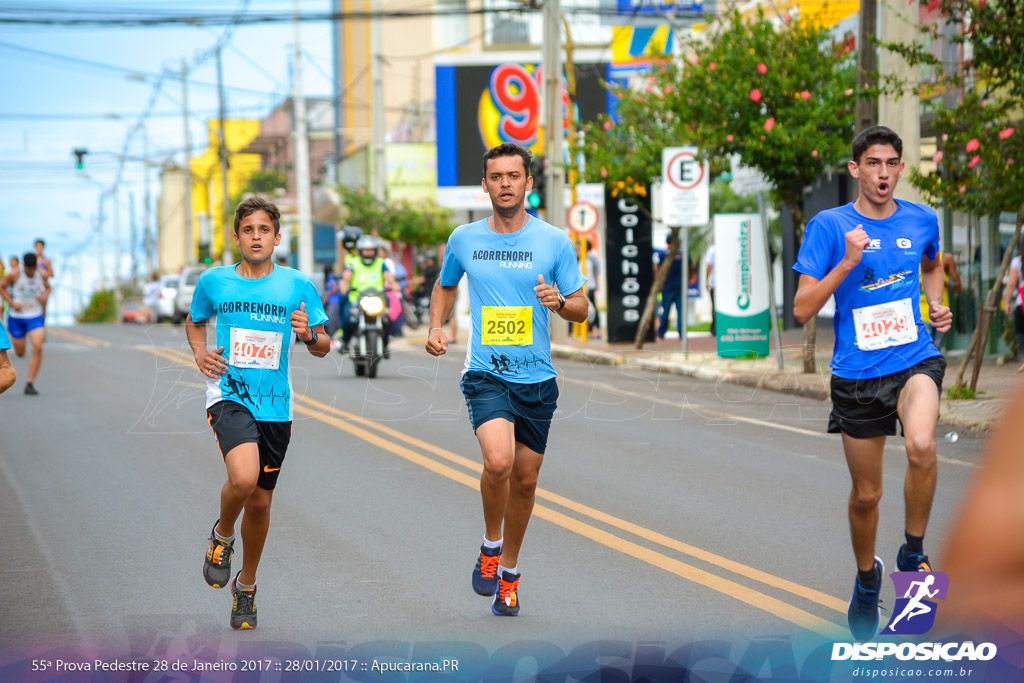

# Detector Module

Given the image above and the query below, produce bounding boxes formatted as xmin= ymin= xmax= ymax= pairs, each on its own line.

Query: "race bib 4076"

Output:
xmin=229 ymin=328 xmax=284 ymax=370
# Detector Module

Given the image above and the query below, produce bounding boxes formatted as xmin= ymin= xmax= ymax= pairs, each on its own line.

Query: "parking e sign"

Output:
xmin=662 ymin=146 xmax=709 ymax=227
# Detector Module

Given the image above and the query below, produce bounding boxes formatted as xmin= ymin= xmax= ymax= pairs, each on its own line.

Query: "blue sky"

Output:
xmin=0 ymin=1 xmax=334 ymax=321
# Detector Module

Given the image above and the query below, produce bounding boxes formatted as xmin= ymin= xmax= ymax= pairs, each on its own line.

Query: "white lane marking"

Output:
xmin=562 ymin=376 xmax=979 ymax=469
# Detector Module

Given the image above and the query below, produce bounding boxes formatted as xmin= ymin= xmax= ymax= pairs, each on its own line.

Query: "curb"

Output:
xmin=632 ymin=356 xmax=831 ymax=401
xmin=551 ymin=343 xmax=830 ymax=401
xmin=550 ymin=343 xmax=626 ymax=367
xmin=504 ymin=342 xmax=1000 ymax=432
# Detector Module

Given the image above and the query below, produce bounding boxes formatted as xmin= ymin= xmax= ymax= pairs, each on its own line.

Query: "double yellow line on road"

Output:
xmin=143 ymin=342 xmax=847 ymax=639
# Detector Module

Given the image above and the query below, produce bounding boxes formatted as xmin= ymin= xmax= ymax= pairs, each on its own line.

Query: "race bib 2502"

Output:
xmin=481 ymin=306 xmax=532 ymax=346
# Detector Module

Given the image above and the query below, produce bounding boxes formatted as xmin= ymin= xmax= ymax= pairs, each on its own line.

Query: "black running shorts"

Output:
xmin=206 ymin=400 xmax=292 ymax=490
xmin=828 ymin=355 xmax=946 ymax=439
xmin=460 ymin=371 xmax=559 ymax=455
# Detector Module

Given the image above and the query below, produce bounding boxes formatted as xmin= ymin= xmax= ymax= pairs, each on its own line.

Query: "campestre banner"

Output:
xmin=713 ymin=213 xmax=770 ymax=358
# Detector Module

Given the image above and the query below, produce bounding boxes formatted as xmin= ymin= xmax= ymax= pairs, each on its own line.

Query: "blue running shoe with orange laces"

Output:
xmin=491 ymin=570 xmax=521 ymax=616
xmin=896 ymin=543 xmax=932 ymax=572
xmin=472 ymin=544 xmax=501 ymax=596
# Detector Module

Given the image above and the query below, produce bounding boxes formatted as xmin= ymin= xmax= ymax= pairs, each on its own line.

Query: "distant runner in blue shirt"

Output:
xmin=425 ymin=143 xmax=588 ymax=617
xmin=0 ymin=320 xmax=15 ymax=394
xmin=185 ymin=196 xmax=329 ymax=630
xmin=793 ymin=126 xmax=952 ymax=642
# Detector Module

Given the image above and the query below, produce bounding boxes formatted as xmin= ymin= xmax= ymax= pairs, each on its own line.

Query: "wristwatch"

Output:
xmin=303 ymin=330 xmax=318 ymax=346
xmin=556 ymin=292 xmax=566 ymax=311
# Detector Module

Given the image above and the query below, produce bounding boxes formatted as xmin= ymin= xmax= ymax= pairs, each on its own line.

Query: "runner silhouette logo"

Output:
xmin=883 ymin=571 xmax=949 ymax=635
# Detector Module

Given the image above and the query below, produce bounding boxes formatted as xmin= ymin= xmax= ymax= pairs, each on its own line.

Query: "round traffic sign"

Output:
xmin=666 ymin=151 xmax=705 ymax=191
xmin=567 ymin=201 xmax=599 ymax=234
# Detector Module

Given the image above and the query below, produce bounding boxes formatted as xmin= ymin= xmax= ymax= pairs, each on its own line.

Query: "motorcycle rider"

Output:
xmin=340 ymin=235 xmax=396 ymax=354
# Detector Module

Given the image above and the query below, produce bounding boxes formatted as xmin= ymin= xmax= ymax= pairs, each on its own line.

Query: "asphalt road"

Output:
xmin=0 ymin=322 xmax=987 ymax=671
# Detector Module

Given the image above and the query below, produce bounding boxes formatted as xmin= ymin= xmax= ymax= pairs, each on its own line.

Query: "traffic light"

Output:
xmin=73 ymin=148 xmax=88 ymax=171
xmin=527 ymin=155 xmax=546 ymax=210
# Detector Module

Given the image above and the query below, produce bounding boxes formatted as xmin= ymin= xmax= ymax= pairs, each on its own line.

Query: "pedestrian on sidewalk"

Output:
xmin=425 ymin=143 xmax=588 ymax=617
xmin=654 ymin=234 xmax=683 ymax=339
xmin=705 ymin=241 xmax=716 ymax=336
xmin=584 ymin=238 xmax=601 ymax=338
xmin=1002 ymin=238 xmax=1024 ymax=370
xmin=186 ymin=196 xmax=330 ymax=630
xmin=793 ymin=126 xmax=951 ymax=641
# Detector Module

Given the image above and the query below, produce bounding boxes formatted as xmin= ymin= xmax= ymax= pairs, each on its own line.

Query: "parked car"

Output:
xmin=155 ymin=274 xmax=178 ymax=323
xmin=173 ymin=266 xmax=208 ymax=324
xmin=120 ymin=296 xmax=151 ymax=324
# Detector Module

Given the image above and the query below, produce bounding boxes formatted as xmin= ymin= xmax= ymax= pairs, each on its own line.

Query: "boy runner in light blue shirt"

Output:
xmin=186 ymin=196 xmax=329 ymax=630
xmin=794 ymin=126 xmax=952 ymax=641
xmin=426 ymin=143 xmax=588 ymax=617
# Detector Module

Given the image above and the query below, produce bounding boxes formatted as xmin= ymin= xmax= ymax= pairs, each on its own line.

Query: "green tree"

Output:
xmin=580 ymin=9 xmax=859 ymax=367
xmin=883 ymin=0 xmax=1024 ymax=390
xmin=229 ymin=169 xmax=288 ymax=211
xmin=336 ymin=186 xmax=455 ymax=249
xmin=78 ymin=289 xmax=117 ymax=323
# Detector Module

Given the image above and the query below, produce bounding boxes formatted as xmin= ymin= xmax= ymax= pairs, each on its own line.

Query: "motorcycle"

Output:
xmin=348 ymin=288 xmax=389 ymax=378
xmin=404 ymin=288 xmax=431 ymax=329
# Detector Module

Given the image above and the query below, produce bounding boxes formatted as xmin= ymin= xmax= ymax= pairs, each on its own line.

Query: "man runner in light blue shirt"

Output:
xmin=186 ymin=196 xmax=329 ymax=630
xmin=794 ymin=126 xmax=952 ymax=641
xmin=425 ymin=143 xmax=588 ymax=616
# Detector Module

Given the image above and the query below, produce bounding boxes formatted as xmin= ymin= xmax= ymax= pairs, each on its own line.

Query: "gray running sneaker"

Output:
xmin=230 ymin=572 xmax=257 ymax=630
xmin=203 ymin=521 xmax=233 ymax=588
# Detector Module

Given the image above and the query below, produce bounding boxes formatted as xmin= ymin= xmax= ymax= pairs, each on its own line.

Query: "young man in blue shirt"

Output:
xmin=425 ymin=143 xmax=588 ymax=616
xmin=186 ymin=196 xmax=329 ymax=629
xmin=794 ymin=126 xmax=952 ymax=641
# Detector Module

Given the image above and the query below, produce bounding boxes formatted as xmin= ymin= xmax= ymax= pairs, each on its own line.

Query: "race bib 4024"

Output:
xmin=229 ymin=328 xmax=284 ymax=370
xmin=481 ymin=306 xmax=532 ymax=346
xmin=853 ymin=298 xmax=918 ymax=351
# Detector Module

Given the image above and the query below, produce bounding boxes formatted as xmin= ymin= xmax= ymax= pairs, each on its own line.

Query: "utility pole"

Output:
xmin=293 ymin=0 xmax=314 ymax=274
xmin=113 ymin=186 xmax=121 ymax=290
xmin=332 ymin=0 xmax=344 ymax=181
xmin=542 ymin=0 xmax=564 ymax=226
xmin=370 ymin=0 xmax=387 ymax=201
xmin=143 ymin=127 xmax=153 ymax=275
xmin=854 ymin=0 xmax=877 ymax=133
xmin=182 ymin=58 xmax=194 ymax=267
xmin=561 ymin=17 xmax=587 ymax=343
xmin=543 ymin=0 xmax=566 ymax=340
xmin=130 ymin=191 xmax=138 ymax=286
xmin=216 ymin=46 xmax=232 ymax=266
xmin=97 ymin=191 xmax=107 ymax=290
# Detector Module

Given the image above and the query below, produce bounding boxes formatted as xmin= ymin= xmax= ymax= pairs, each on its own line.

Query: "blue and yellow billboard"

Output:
xmin=435 ymin=51 xmax=610 ymax=208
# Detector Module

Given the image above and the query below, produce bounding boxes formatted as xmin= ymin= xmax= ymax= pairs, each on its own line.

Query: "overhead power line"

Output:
xmin=0 ymin=5 xmax=702 ymax=26
xmin=0 ymin=40 xmax=287 ymax=97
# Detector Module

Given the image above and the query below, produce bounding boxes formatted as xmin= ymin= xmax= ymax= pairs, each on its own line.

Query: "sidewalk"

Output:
xmin=550 ymin=318 xmax=1021 ymax=433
